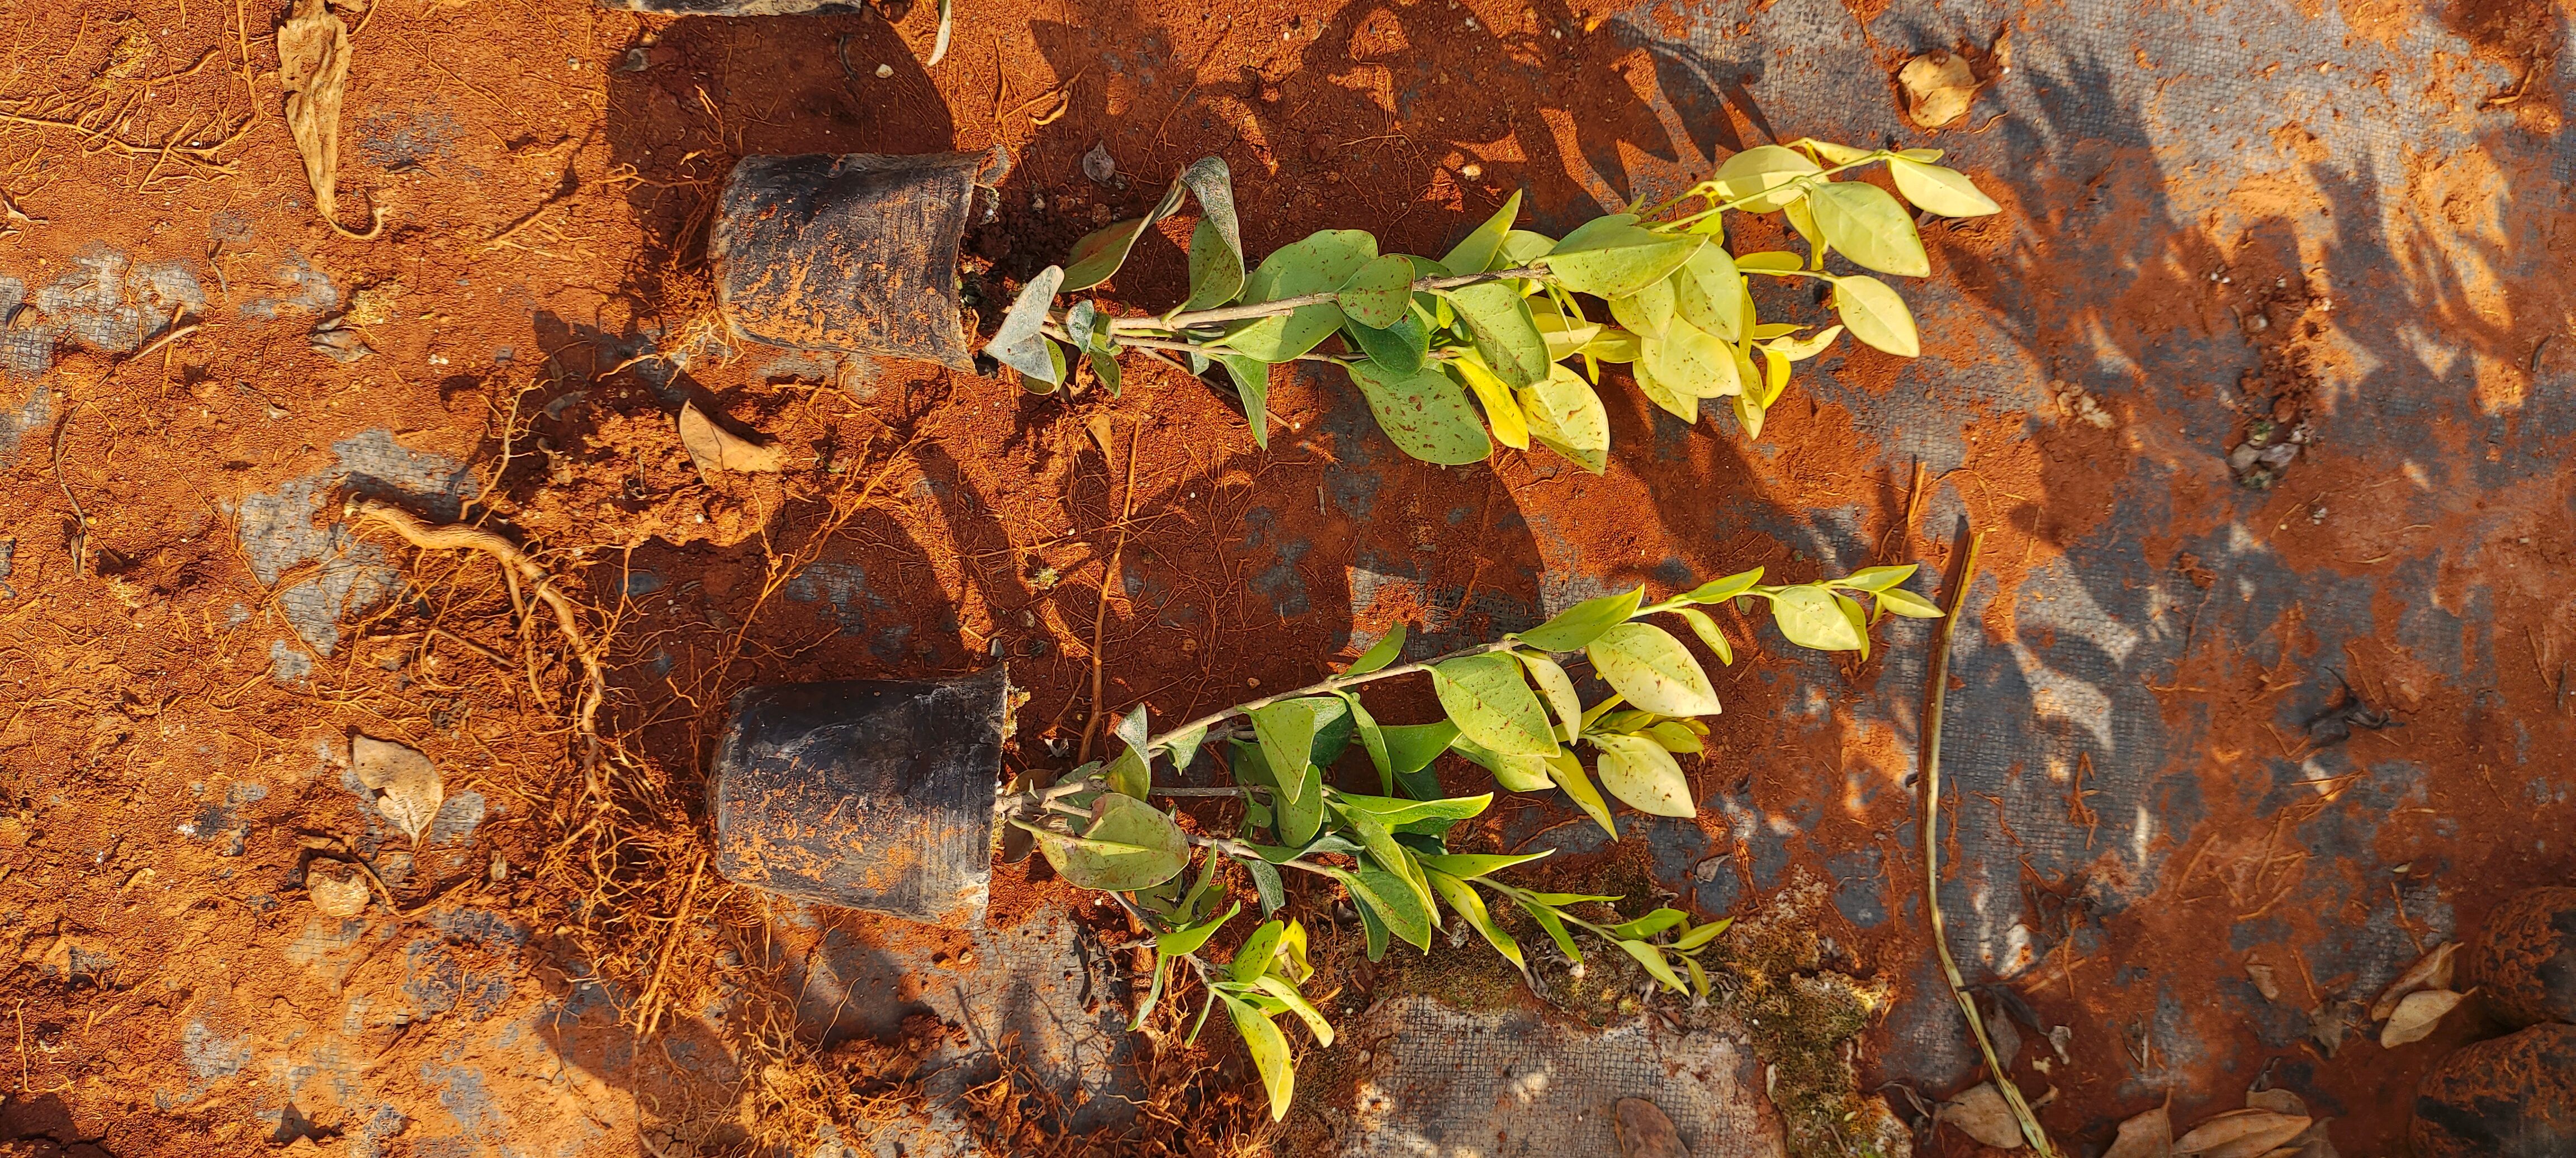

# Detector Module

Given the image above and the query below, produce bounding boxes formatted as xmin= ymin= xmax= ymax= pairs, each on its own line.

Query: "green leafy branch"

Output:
xmin=986 ymin=141 xmax=1997 ymax=473
xmin=996 ymin=562 xmax=1944 ymax=1120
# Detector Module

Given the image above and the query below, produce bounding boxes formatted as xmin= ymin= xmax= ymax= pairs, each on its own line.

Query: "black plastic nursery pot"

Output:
xmin=709 ymin=150 xmax=998 ymax=372
xmin=709 ymin=666 xmax=1009 ymax=924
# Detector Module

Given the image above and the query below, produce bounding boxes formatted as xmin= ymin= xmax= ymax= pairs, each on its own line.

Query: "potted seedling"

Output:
xmin=991 ymin=563 xmax=1944 ymax=1119
xmin=985 ymin=143 xmax=1997 ymax=471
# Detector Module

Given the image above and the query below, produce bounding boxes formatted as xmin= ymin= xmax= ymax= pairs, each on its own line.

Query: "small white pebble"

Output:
xmin=1465 ymin=16 xmax=1479 ymax=28
xmin=1461 ymin=162 xmax=1483 ymax=179
xmin=875 ymin=63 xmax=893 ymax=78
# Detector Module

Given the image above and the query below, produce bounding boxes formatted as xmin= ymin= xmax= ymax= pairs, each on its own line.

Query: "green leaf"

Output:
xmin=1684 ymin=952 xmax=1710 ymax=999
xmin=1219 ymin=992 xmax=1297 ymax=1121
xmin=1591 ymin=733 xmax=1697 ymax=817
xmin=1517 ymin=586 xmax=1644 ymax=652
xmin=1672 ymin=606 xmax=1734 ymax=667
xmin=1383 ymin=720 xmax=1459 ymax=799
xmin=1517 ymin=897 xmax=1583 ymax=963
xmin=1519 ymin=364 xmax=1611 ymax=475
xmin=984 ymin=265 xmax=1066 ymax=382
xmin=1888 ymin=156 xmax=2000 ymax=218
xmin=1585 ymin=622 xmax=1722 ymax=716
xmin=1836 ymin=564 xmax=1917 ymax=592
xmin=1841 ymin=273 xmax=1953 ymax=363
xmin=1616 ymin=938 xmax=1689 ymax=992
xmin=1178 ymin=158 xmax=1247 ymax=310
xmin=1673 ymin=915 xmax=1734 ymax=951
xmin=1244 ymin=857 xmax=1285 ymax=916
xmin=1346 ymin=358 xmax=1495 ymax=466
xmin=1019 ymin=793 xmax=1188 ymax=891
xmin=1526 ymin=889 xmax=1624 ymax=906
xmin=1516 ymin=651 xmax=1584 ymax=746
xmin=1732 ymin=390 xmax=1766 ymax=439
xmin=1669 ymin=244 xmax=1745 ymax=341
xmin=1496 ymin=229 xmax=1557 ymax=270
xmin=1782 ymin=193 xmax=1827 ymax=269
xmin=1796 ymin=138 xmax=1877 ymax=165
xmin=1530 ymin=297 xmax=1604 ymax=360
xmin=1430 ymin=653 xmax=1557 ymax=756
xmin=1061 ymin=216 xmax=1158 ymax=293
xmin=1546 ymin=752 xmax=1620 ymax=840
xmin=1734 ymin=251 xmax=1802 ymax=273
xmin=1542 ymin=222 xmax=1702 ymax=299
xmin=1104 ymin=743 xmax=1151 ymax=800
xmin=1640 ymin=319 xmax=1741 ymax=399
xmin=1876 ymin=586 xmax=1945 ymax=619
xmin=1347 ymin=813 xmax=1439 ymax=926
xmin=1346 ymin=623 xmax=1407 ymax=675
xmin=1339 ymin=692 xmax=1393 ymax=795
xmin=1187 ymin=985 xmax=1219 ymax=1045
xmin=1770 ymin=585 xmax=1864 ymax=651
xmin=1209 ymin=353 xmax=1274 ymax=446
xmin=1417 ymin=849 xmax=1554 ymax=879
xmin=1350 ymin=884 xmax=1391 ymax=960
xmin=1336 ymin=254 xmax=1417 ymax=329
xmin=1250 ymin=698 xmax=1344 ymax=802
xmin=1711 ymin=144 xmax=1822 ymax=212
xmin=1807 ymin=181 xmax=1929 ymax=277
xmin=1680 ymin=567 xmax=1763 ymax=604
xmin=1275 ymin=919 xmax=1313 ymax=983
xmin=1608 ymin=278 xmax=1675 ymax=338
xmin=1427 ymin=870 xmax=1526 ymax=975
xmin=1641 ymin=720 xmax=1706 ymax=756
xmin=1131 ymin=948 xmax=1168 ymax=1030
xmin=1252 ymin=974 xmax=1334 ymax=1046
xmin=1162 ymin=723 xmax=1211 ymax=776
xmin=1579 ymin=326 xmax=1641 ymax=364
xmin=1277 ymin=760 xmax=1325 ymax=845
xmin=1440 ymin=190 xmax=1522 ymax=276
xmin=1332 ymin=861 xmax=1432 ymax=952
xmin=1233 ymin=920 xmax=1286 ymax=984
xmin=1446 ymin=281 xmax=1551 ymax=390
xmin=1450 ymin=735 xmax=1553 ymax=792
xmin=1607 ymin=907 xmax=1688 ymax=939
xmin=1329 ymin=791 xmax=1493 ymax=827
xmin=1218 ymin=229 xmax=1379 ymax=361
xmin=1344 ymin=315 xmax=1429 ymax=376
xmin=1157 ymin=900 xmax=1240 ymax=956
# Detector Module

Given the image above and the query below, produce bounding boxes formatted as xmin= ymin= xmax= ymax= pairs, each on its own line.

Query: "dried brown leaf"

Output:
xmin=2244 ymin=960 xmax=2280 ymax=1001
xmin=278 ymin=0 xmax=381 ymax=238
xmin=2103 ymin=1103 xmax=2172 ymax=1158
xmin=2378 ymin=988 xmax=2466 ymax=1047
xmin=2175 ymin=1108 xmax=2310 ymax=1158
xmin=307 ymin=864 xmax=370 ymax=917
xmin=678 ymin=402 xmax=785 ymax=475
xmin=2245 ymin=1088 xmax=2307 ymax=1117
xmin=2368 ymin=942 xmax=2458 ymax=1021
xmin=351 ymin=734 xmax=442 ymax=843
xmin=1938 ymin=1082 xmax=2026 ymax=1150
xmin=1899 ymin=52 xmax=1982 ymax=129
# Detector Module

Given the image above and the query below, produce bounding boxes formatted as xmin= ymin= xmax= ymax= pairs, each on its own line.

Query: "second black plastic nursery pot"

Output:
xmin=709 ymin=666 xmax=1008 ymax=924
xmin=711 ymin=150 xmax=995 ymax=371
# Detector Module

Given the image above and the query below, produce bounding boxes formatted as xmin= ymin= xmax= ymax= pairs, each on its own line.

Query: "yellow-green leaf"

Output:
xmin=1019 ymin=793 xmax=1189 ymax=891
xmin=1877 ymin=587 xmax=1945 ymax=619
xmin=1543 ymin=219 xmax=1703 ymax=298
xmin=1218 ymin=230 xmax=1378 ymax=361
xmin=1640 ymin=319 xmax=1741 ymax=398
xmin=1711 ymin=144 xmax=1822 ymax=212
xmin=1517 ymin=651 xmax=1584 ymax=743
xmin=1585 ymin=622 xmax=1721 ymax=715
xmin=1807 ymin=182 xmax=1930 ymax=277
xmin=1609 ymin=278 xmax=1675 ymax=338
xmin=1591 ymin=732 xmax=1696 ymax=817
xmin=1531 ymin=298 xmax=1604 ymax=360
xmin=1673 ymin=606 xmax=1734 ymax=666
xmin=1447 ymin=281 xmax=1552 ymax=390
xmin=1427 ymin=869 xmax=1526 ymax=974
xmin=1252 ymin=974 xmax=1334 ymax=1046
xmin=1347 ymin=358 xmax=1495 ymax=466
xmin=1771 ymin=585 xmax=1864 ymax=651
xmin=1519 ymin=364 xmax=1611 ymax=474
xmin=1616 ymin=938 xmax=1689 ymax=992
xmin=1219 ymin=992 xmax=1297 ymax=1121
xmin=1761 ymin=325 xmax=1844 ymax=361
xmin=1449 ymin=352 xmax=1532 ymax=450
xmin=1732 ymin=391 xmax=1765 ymax=439
xmin=1831 ymin=275 xmax=1920 ymax=357
xmin=1888 ymin=156 xmax=2000 ymax=217
xmin=1669 ymin=244 xmax=1745 ymax=341
xmin=1441 ymin=190 xmax=1522 ymax=276
xmin=1632 ymin=357 xmax=1698 ymax=422
xmin=1579 ymin=327 xmax=1641 ymax=363
xmin=1336 ymin=253 xmax=1418 ymax=329
xmin=1431 ymin=652 xmax=1557 ymax=756
xmin=1546 ymin=751 xmax=1620 ymax=840
xmin=1796 ymin=138 xmax=1877 ymax=165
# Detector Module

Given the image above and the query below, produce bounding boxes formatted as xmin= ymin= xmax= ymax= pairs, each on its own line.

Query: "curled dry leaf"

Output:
xmin=2245 ymin=1088 xmax=2307 ymax=1117
xmin=307 ymin=863 xmax=370 ymax=917
xmin=1898 ymin=51 xmax=1982 ymax=129
xmin=678 ymin=402 xmax=785 ymax=476
xmin=2244 ymin=960 xmax=2280 ymax=1001
xmin=2175 ymin=1108 xmax=2310 ymax=1158
xmin=2379 ymin=988 xmax=2466 ymax=1047
xmin=2101 ymin=1103 xmax=2172 ymax=1158
xmin=1936 ymin=1081 xmax=2026 ymax=1149
xmin=277 ymin=0 xmax=383 ymax=239
xmin=2369 ymin=942 xmax=2458 ymax=1021
xmin=351 ymin=735 xmax=443 ymax=844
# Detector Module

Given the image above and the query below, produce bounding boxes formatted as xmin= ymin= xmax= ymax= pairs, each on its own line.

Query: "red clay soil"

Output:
xmin=0 ymin=0 xmax=2570 ymax=1155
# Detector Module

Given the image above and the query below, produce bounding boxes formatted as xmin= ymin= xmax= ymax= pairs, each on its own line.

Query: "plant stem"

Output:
xmin=1144 ymin=637 xmax=1521 ymax=751
xmin=1043 ymin=324 xmax=1351 ymax=366
xmin=1152 ymin=786 xmax=1262 ymax=798
xmin=1918 ymin=528 xmax=2057 ymax=1156
xmin=1195 ymin=834 xmax=1335 ymax=875
xmin=1107 ymin=266 xmax=1546 ymax=335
